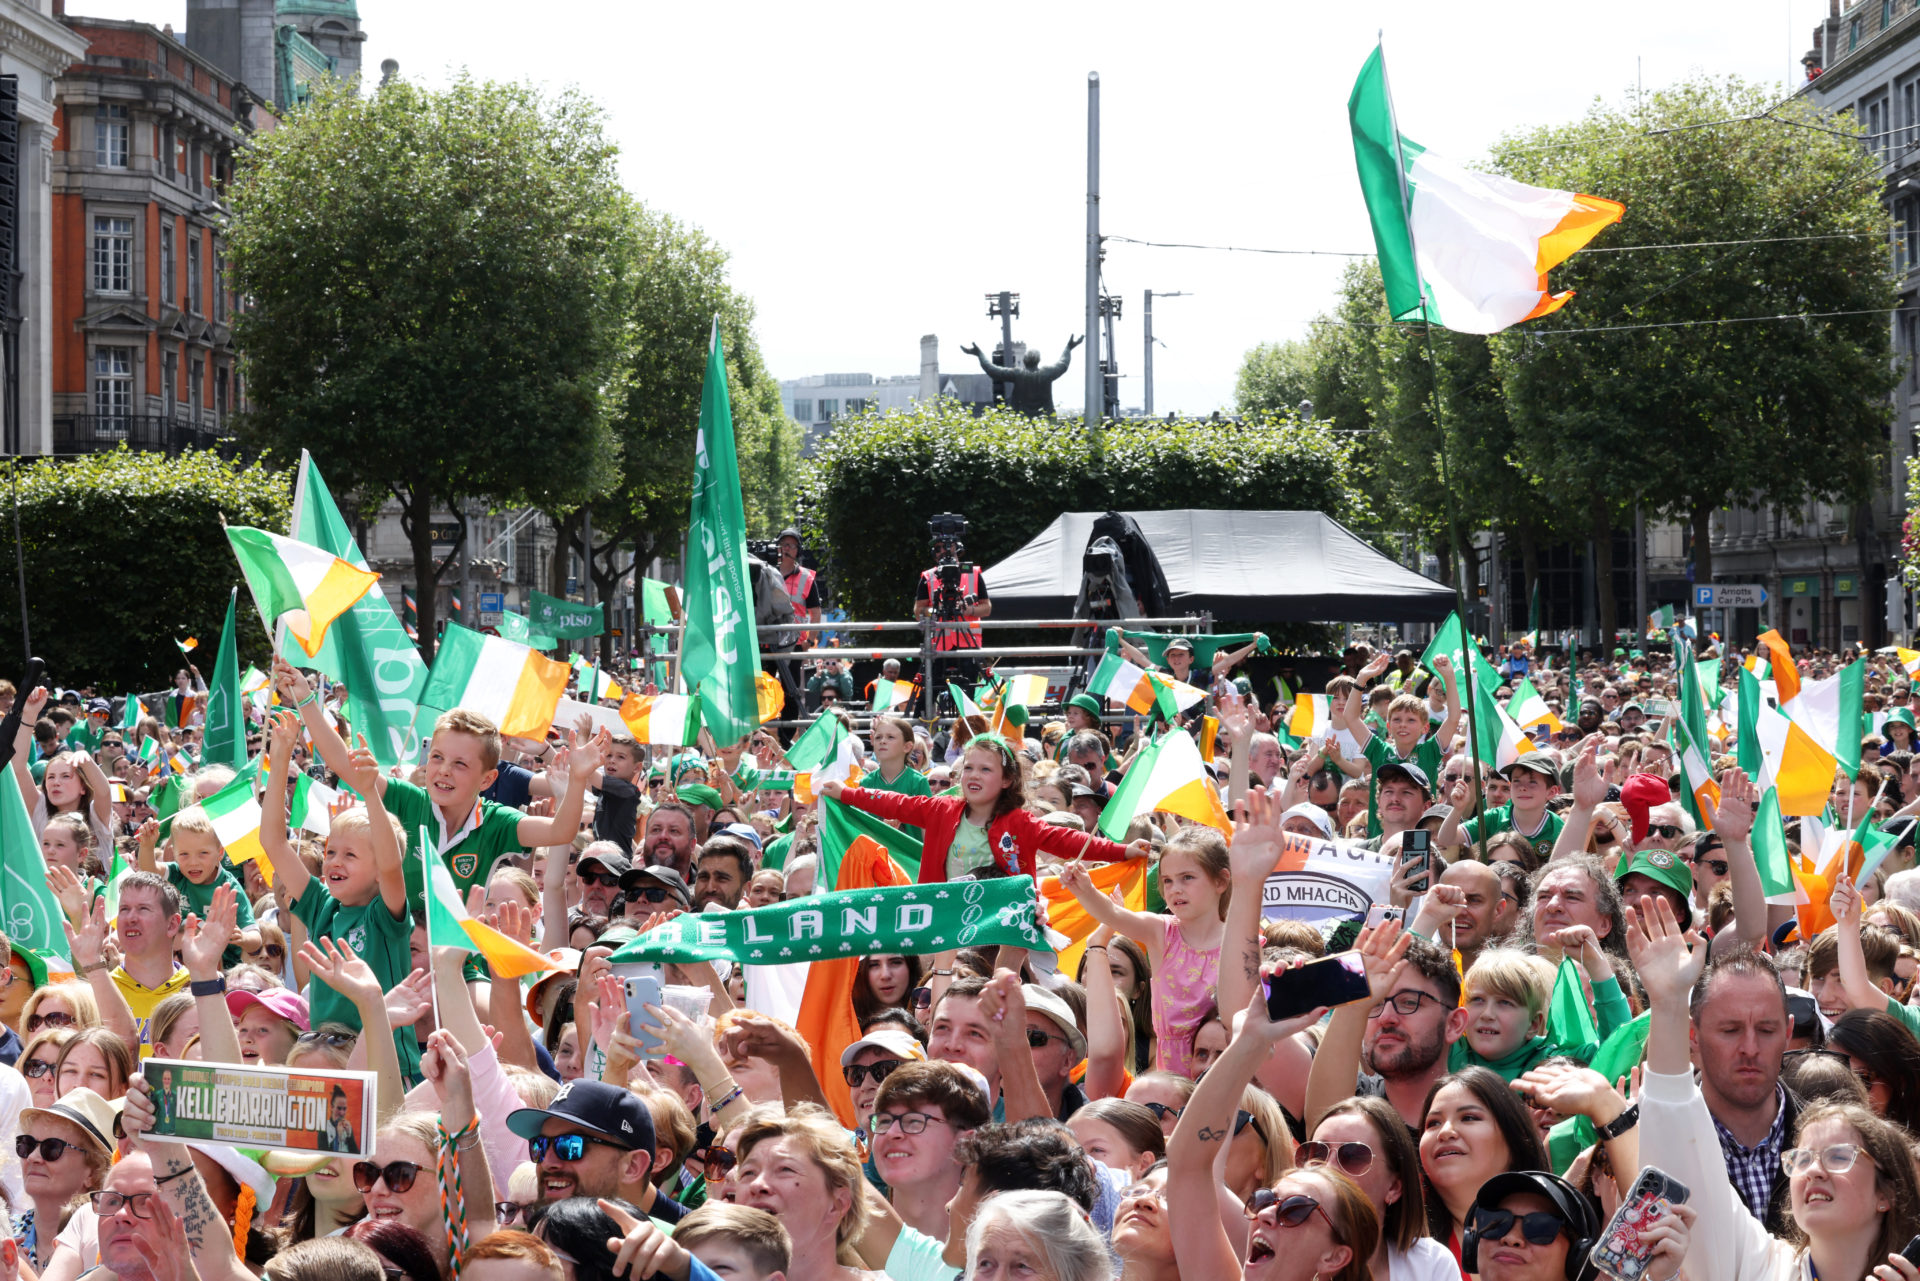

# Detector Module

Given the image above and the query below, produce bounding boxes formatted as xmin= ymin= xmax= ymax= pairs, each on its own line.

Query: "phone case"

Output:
xmin=1590 ymin=1167 xmax=1690 ymax=1281
xmin=624 ymin=975 xmax=665 ymax=1057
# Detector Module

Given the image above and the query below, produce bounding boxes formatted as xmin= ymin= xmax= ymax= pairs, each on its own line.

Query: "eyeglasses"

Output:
xmin=628 ymin=886 xmax=676 ymax=904
xmin=1782 ymin=1144 xmax=1873 ymax=1177
xmin=1140 ymin=1101 xmax=1184 ymax=1122
xmin=1470 ymin=1207 xmax=1569 ymax=1247
xmin=26 ymin=1011 xmax=75 ymax=1033
xmin=1026 ymin=1027 xmax=1070 ymax=1049
xmin=17 ymin=1135 xmax=78 ymax=1161
xmin=908 ymin=985 xmax=933 ymax=1010
xmin=869 ymin=1111 xmax=948 ymax=1136
xmin=843 ymin=1059 xmax=906 ymax=1088
xmin=21 ymin=1057 xmax=55 ymax=1079
xmin=90 ymin=1191 xmax=157 ymax=1218
xmin=352 ymin=1161 xmax=423 ymax=1194
xmin=296 ymin=1029 xmax=357 ymax=1050
xmin=1367 ymin=990 xmax=1447 ymax=1019
xmin=1648 ymin=824 xmax=1684 ymax=840
xmin=1120 ymin=1183 xmax=1168 ymax=1208
xmin=692 ymin=1146 xmax=736 ymax=1176
xmin=1294 ymin=1140 xmax=1374 ymax=1177
xmin=1245 ymin=1190 xmax=1336 ymax=1230
xmin=495 ymin=1201 xmax=529 ymax=1226
xmin=528 ymin=1132 xmax=625 ymax=1163
xmin=577 ymin=870 xmax=620 ymax=888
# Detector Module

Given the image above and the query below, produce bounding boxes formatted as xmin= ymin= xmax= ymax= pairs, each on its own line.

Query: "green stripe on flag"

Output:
xmin=786 ymin=714 xmax=848 ymax=773
xmin=818 ymin=795 xmax=923 ymax=888
xmin=1347 ymin=45 xmax=1427 ymax=322
xmin=1753 ymin=787 xmax=1798 ymax=902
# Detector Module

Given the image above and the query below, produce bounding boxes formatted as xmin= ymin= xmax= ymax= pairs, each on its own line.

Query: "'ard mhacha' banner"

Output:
xmin=143 ymin=1058 xmax=376 ymax=1158
xmin=529 ymin=589 xmax=604 ymax=639
xmin=608 ymin=877 xmax=1046 ymax=965
xmin=1262 ymin=832 xmax=1396 ymax=944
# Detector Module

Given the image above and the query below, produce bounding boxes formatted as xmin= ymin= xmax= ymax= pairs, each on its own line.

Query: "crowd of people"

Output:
xmin=11 ymin=623 xmax=1920 ymax=1281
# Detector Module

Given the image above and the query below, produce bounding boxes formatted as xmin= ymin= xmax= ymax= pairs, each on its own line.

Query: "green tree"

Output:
xmin=226 ymin=76 xmax=631 ymax=658
xmin=0 ymin=450 xmax=290 ymax=687
xmin=1491 ymin=75 xmax=1898 ymax=634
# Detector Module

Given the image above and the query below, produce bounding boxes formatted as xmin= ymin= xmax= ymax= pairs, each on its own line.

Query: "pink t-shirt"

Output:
xmin=1144 ymin=915 xmax=1219 ymax=1076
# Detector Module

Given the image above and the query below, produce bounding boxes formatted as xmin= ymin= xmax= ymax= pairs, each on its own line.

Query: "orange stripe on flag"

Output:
xmin=502 ymin=652 xmax=571 ymax=739
xmin=1043 ymin=858 xmax=1151 ymax=978
xmin=1757 ymin=629 xmax=1800 ymax=706
xmin=797 ymin=835 xmax=912 ymax=1128
xmin=1534 ymin=194 xmax=1625 ymax=275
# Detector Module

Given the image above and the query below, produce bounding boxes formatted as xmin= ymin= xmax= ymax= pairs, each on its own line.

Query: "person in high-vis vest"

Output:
xmin=777 ymin=528 xmax=821 ymax=648
xmin=915 ymin=557 xmax=990 ymax=701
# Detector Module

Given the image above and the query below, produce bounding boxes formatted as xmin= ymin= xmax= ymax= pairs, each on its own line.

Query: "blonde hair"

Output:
xmin=1240 ymin=1081 xmax=1294 ymax=1187
xmin=635 ymin=1085 xmax=697 ymax=1162
xmin=25 ymin=981 xmax=101 ymax=1032
xmin=735 ymin=1105 xmax=868 ymax=1258
xmin=433 ymin=708 xmax=503 ymax=770
xmin=489 ymin=868 xmax=539 ymax=908
xmin=1387 ymin=693 xmax=1428 ymax=722
xmin=1463 ymin=948 xmax=1556 ymax=1027
xmin=327 ymin=806 xmax=407 ymax=855
xmin=148 ymin=991 xmax=198 ymax=1055
xmin=673 ymin=1205 xmax=791 ymax=1277
xmin=169 ymin=805 xmax=218 ymax=840
xmin=55 ymin=1026 xmax=136 ymax=1098
xmin=378 ymin=1109 xmax=443 ymax=1154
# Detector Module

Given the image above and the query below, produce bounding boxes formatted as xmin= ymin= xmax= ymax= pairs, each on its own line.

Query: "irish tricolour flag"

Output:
xmin=871 ymin=679 xmax=914 ymax=713
xmin=421 ymin=622 xmax=570 ymax=740
xmin=620 ymin=693 xmax=701 ymax=747
xmin=1288 ymin=695 xmax=1333 ymax=740
xmin=422 ymin=829 xmax=561 ymax=979
xmin=1738 ymin=665 xmax=1836 ymax=817
xmin=226 ymin=527 xmax=381 ymax=658
xmin=1098 ymin=727 xmax=1228 ymax=839
xmin=1349 ymin=45 xmax=1623 ymax=333
xmin=201 ymin=772 xmax=267 ymax=865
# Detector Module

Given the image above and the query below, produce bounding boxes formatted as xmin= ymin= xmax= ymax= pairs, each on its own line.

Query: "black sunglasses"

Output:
xmin=1233 ymin=1110 xmax=1268 ymax=1144
xmin=1471 ymin=1207 xmax=1569 ymax=1247
xmin=21 ymin=1057 xmax=54 ymax=1079
xmin=352 ymin=1160 xmax=422 ymax=1194
xmin=1141 ymin=1101 xmax=1184 ymax=1122
xmin=1245 ymin=1190 xmax=1332 ymax=1229
xmin=1648 ymin=824 xmax=1684 ymax=839
xmin=577 ymin=870 xmax=621 ymax=888
xmin=908 ymin=985 xmax=933 ymax=1010
xmin=17 ymin=1135 xmax=79 ymax=1161
xmin=1026 ymin=1027 xmax=1069 ymax=1049
xmin=1691 ymin=856 xmax=1729 ymax=877
xmin=628 ymin=885 xmax=676 ymax=903
xmin=844 ymin=1059 xmax=906 ymax=1088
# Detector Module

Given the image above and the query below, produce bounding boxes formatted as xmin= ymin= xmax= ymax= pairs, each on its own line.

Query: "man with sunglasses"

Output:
xmin=1688 ymin=831 xmax=1730 ymax=916
xmin=841 ymin=1027 xmax=925 ymax=1133
xmin=574 ymin=844 xmax=632 ymax=918
xmin=507 ymin=1078 xmax=688 ymax=1225
xmin=619 ymin=864 xmax=693 ymax=919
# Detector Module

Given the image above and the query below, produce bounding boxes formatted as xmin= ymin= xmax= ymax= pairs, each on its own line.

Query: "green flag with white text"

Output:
xmin=0 ymin=759 xmax=68 ymax=961
xmin=681 ymin=322 xmax=762 ymax=744
xmin=280 ymin=452 xmax=428 ymax=766
xmin=202 ymin=588 xmax=245 ymax=771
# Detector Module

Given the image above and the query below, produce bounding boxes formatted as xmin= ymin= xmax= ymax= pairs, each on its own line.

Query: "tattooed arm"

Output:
xmin=120 ymin=1076 xmax=255 ymax=1281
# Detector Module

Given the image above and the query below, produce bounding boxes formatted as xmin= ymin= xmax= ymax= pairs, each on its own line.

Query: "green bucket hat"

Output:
xmin=1066 ymin=693 xmax=1104 ymax=719
xmin=1888 ymin=707 xmax=1917 ymax=731
xmin=677 ymin=783 xmax=724 ymax=811
xmin=1614 ymin=847 xmax=1693 ymax=926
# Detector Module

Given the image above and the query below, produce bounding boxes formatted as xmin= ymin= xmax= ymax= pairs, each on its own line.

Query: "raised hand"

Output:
xmin=1352 ymin=919 xmax=1413 ymax=1002
xmin=1712 ymin=768 xmax=1758 ymax=843
xmin=1217 ymin=691 xmax=1254 ymax=744
xmin=384 ymin=968 xmax=433 ymax=1028
xmin=272 ymin=658 xmax=312 ymax=705
xmin=266 ymin=709 xmax=300 ymax=763
xmin=126 ymin=1189 xmax=203 ymax=1281
xmin=1230 ymin=787 xmax=1285 ymax=881
xmin=1623 ymin=892 xmax=1708 ymax=1010
xmin=299 ymin=936 xmax=385 ymax=1012
xmin=339 ymin=735 xmax=383 ymax=797
xmin=1549 ymin=923 xmax=1605 ymax=967
xmin=1512 ymin=1062 xmax=1625 ymax=1125
xmin=64 ymin=894 xmax=110 ymax=969
xmin=1572 ymin=737 xmax=1609 ymax=810
xmin=599 ymin=1197 xmax=691 ymax=1280
xmin=976 ymin=970 xmax=1029 ymax=1048
xmin=1232 ymin=960 xmax=1329 ymax=1042
xmin=490 ymin=897 xmax=535 ymax=947
xmin=419 ymin=1028 xmax=474 ymax=1129
xmin=179 ymin=885 xmax=238 ymax=981
xmin=568 ymin=727 xmax=611 ymax=782
xmin=47 ymin=863 xmax=90 ymax=927
xmin=648 ymin=1000 xmax=725 ymax=1076
xmin=1832 ymin=874 xmax=1864 ymax=930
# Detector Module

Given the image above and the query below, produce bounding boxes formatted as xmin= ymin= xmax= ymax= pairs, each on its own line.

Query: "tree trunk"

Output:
xmin=1593 ymin=501 xmax=1618 ymax=649
xmin=546 ymin=509 xmax=584 ymax=655
xmin=1690 ymin=501 xmax=1714 ymax=593
xmin=1518 ymin=517 xmax=1541 ymax=635
xmin=400 ymin=487 xmax=445 ymax=663
xmin=589 ymin=540 xmax=634 ymax=668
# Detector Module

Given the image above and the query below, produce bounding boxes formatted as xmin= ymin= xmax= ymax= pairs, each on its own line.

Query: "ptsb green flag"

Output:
xmin=201 ymin=588 xmax=245 ymax=771
xmin=682 ymin=322 xmax=762 ymax=744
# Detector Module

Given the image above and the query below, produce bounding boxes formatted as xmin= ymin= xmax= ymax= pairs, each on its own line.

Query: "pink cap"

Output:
xmin=226 ymin=986 xmax=311 ymax=1032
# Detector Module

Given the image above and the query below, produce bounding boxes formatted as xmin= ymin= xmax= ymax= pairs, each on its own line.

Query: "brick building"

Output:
xmin=48 ymin=14 xmax=275 ymax=454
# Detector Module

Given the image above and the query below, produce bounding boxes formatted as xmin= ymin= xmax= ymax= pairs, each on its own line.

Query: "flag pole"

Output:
xmin=1378 ymin=37 xmax=1491 ymax=851
xmin=422 ymin=825 xmax=441 ymax=1036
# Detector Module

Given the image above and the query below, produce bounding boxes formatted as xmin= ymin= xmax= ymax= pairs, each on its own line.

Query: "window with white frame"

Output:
xmin=95 ymin=105 xmax=128 ymax=169
xmin=92 ymin=215 xmax=132 ymax=294
xmin=92 ymin=347 xmax=132 ymax=426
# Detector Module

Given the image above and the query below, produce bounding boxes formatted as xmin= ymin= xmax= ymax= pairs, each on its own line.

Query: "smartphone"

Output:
xmin=1901 ymin=1235 xmax=1920 ymax=1270
xmin=624 ymin=974 xmax=665 ymax=1058
xmin=1402 ymin=828 xmax=1432 ymax=893
xmin=1590 ymin=1166 xmax=1691 ymax=1281
xmin=1266 ymin=952 xmax=1371 ymax=1022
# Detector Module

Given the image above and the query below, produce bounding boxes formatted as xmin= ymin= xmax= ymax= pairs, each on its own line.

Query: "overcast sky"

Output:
xmin=81 ymin=0 xmax=1833 ymax=414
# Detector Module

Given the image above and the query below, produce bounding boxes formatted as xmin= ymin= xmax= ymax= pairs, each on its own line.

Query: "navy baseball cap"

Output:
xmin=507 ymin=1079 xmax=655 ymax=1153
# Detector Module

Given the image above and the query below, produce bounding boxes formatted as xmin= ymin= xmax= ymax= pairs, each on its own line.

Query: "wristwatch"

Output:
xmin=189 ymin=976 xmax=227 ymax=997
xmin=1594 ymin=1101 xmax=1639 ymax=1141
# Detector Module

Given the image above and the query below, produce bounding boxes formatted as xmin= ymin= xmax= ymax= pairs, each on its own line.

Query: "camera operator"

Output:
xmin=776 ymin=528 xmax=821 ymax=650
xmin=914 ymin=513 xmax=991 ymax=700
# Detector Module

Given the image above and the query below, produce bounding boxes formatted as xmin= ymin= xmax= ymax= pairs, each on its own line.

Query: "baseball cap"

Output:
xmin=508 ymin=1079 xmax=655 ymax=1153
xmin=620 ymin=864 xmax=692 ymax=908
xmin=1376 ymin=761 xmax=1431 ymax=795
xmin=1280 ymin=803 xmax=1335 ymax=840
xmin=86 ymin=698 xmax=110 ymax=714
xmin=1499 ymin=752 xmax=1559 ymax=782
xmin=524 ymin=949 xmax=584 ymax=1023
xmin=1614 ymin=848 xmax=1694 ymax=926
xmin=1021 ymin=984 xmax=1088 ymax=1059
xmin=1419 ymin=804 xmax=1454 ymax=825
xmin=579 ymin=849 xmax=634 ymax=879
xmin=226 ymin=987 xmax=311 ymax=1032
xmin=839 ymin=1027 xmax=929 ymax=1068
xmin=721 ymin=823 xmax=764 ymax=851
xmin=21 ymin=1087 xmax=119 ymax=1158
xmin=1165 ymin=637 xmax=1195 ymax=653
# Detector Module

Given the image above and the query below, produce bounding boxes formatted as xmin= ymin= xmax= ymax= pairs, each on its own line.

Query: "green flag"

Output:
xmin=529 ymin=590 xmax=603 ymax=640
xmin=818 ymin=794 xmax=923 ymax=889
xmin=281 ymin=451 xmax=428 ymax=766
xmin=1 ymin=758 xmax=69 ymax=961
xmin=786 ymin=714 xmax=849 ymax=773
xmin=201 ymin=588 xmax=245 ymax=771
xmin=496 ymin=610 xmax=557 ymax=651
xmin=1546 ymin=956 xmax=1598 ymax=1050
xmin=120 ymin=693 xmax=142 ymax=731
xmin=641 ymin=578 xmax=675 ymax=626
xmin=1752 ymin=786 xmax=1799 ymax=903
xmin=681 ymin=322 xmax=763 ymax=744
xmin=1102 ymin=629 xmax=1271 ymax=668
xmin=1527 ymin=580 xmax=1542 ymax=648
xmin=1420 ymin=610 xmax=1502 ymax=693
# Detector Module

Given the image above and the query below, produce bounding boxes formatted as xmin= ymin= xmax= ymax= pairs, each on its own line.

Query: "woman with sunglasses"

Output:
xmin=1632 ymin=892 xmax=1920 ymax=1281
xmin=18 ymin=1027 xmax=75 ymax=1111
xmin=15 ymin=1087 xmax=114 ymax=1272
xmin=1309 ymin=1097 xmax=1456 ymax=1281
xmin=20 ymin=982 xmax=99 ymax=1040
xmin=1125 ymin=1071 xmax=1196 ymax=1138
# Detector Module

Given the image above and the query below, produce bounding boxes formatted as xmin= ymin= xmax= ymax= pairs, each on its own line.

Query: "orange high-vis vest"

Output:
xmin=922 ymin=567 xmax=983 ymax=651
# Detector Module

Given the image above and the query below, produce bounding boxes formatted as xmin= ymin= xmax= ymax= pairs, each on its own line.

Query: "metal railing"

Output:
xmin=51 ymin=415 xmax=232 ymax=455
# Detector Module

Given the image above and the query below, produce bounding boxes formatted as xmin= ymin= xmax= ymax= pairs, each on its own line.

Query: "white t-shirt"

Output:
xmin=56 ymin=1204 xmax=99 ymax=1274
xmin=885 ymin=1226 xmax=955 ymax=1281
xmin=1390 ymin=1236 xmax=1460 ymax=1281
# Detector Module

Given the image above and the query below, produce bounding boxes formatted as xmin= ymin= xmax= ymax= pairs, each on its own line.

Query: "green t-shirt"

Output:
xmin=1362 ymin=733 xmax=1444 ymax=838
xmin=291 ymin=878 xmax=422 ymax=1081
xmin=1458 ymin=802 xmax=1564 ymax=862
xmin=166 ymin=863 xmax=255 ymax=968
xmin=67 ymin=723 xmax=105 ymax=753
xmin=861 ymin=767 xmax=930 ymax=841
xmin=382 ymin=777 xmax=527 ymax=906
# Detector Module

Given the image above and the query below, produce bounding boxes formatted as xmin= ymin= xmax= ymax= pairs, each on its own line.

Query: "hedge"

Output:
xmin=0 ymin=449 xmax=292 ymax=689
xmin=796 ymin=401 xmax=1364 ymax=622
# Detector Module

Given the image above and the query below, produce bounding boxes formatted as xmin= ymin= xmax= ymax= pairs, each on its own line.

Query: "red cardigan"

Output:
xmin=837 ymin=787 xmax=1132 ymax=882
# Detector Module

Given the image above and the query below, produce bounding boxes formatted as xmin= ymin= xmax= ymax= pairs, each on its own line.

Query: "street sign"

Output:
xmin=1694 ymin=584 xmax=1768 ymax=608
xmin=479 ymin=593 xmax=505 ymax=613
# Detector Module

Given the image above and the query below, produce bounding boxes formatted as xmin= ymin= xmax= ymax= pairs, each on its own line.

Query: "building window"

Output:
xmin=91 ymin=215 xmax=132 ymax=294
xmin=790 ymin=398 xmax=811 ymax=421
xmin=1853 ymin=16 xmax=1863 ymax=48
xmin=215 ymin=365 xmax=230 ymax=423
xmin=1904 ymin=194 xmax=1920 ymax=270
xmin=818 ymin=398 xmax=839 ymax=420
xmin=1886 ymin=0 xmax=1896 ymax=30
xmin=92 ymin=346 xmax=132 ymax=426
xmin=187 ymin=232 xmax=201 ymax=314
xmin=190 ymin=358 xmax=203 ymax=421
xmin=1867 ymin=93 xmax=1891 ymax=160
xmin=1904 ymin=76 xmax=1920 ymax=149
xmin=163 ymin=350 xmax=178 ymax=411
xmin=846 ymin=398 xmax=869 ymax=415
xmin=160 ymin=220 xmax=174 ymax=306
xmin=95 ymin=105 xmax=128 ymax=169
xmin=213 ymin=245 xmax=226 ymax=322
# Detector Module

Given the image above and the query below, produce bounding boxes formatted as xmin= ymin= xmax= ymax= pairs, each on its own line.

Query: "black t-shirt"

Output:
xmin=594 ymin=775 xmax=641 ymax=855
xmin=482 ymin=761 xmax=535 ymax=809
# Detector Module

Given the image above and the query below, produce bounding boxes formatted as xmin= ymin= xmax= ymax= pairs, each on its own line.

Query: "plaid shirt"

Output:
xmin=1713 ymin=1084 xmax=1788 ymax=1223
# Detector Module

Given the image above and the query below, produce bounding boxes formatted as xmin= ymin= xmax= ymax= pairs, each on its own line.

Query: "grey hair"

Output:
xmin=1516 ymin=852 xmax=1630 ymax=962
xmin=1886 ymin=869 xmax=1920 ymax=915
xmin=965 ymin=1189 xmax=1113 ymax=1281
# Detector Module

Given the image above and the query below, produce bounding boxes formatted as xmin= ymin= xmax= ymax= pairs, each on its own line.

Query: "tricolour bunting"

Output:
xmin=419 ymin=623 xmax=570 ymax=740
xmin=1098 ymin=728 xmax=1228 ymax=840
xmin=1737 ymin=665 xmax=1836 ymax=817
xmin=227 ymin=526 xmax=380 ymax=658
xmin=1348 ymin=44 xmax=1621 ymax=333
xmin=422 ymin=830 xmax=561 ymax=979
xmin=619 ymin=693 xmax=701 ymax=747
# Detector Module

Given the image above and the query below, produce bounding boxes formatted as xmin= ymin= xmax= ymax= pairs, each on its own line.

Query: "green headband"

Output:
xmin=677 ymin=784 xmax=724 ymax=810
xmin=964 ymin=732 xmax=1017 ymax=768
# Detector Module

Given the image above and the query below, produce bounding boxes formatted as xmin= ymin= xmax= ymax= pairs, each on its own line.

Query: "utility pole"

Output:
xmin=582 ymin=506 xmax=595 ymax=662
xmin=1143 ymin=289 xmax=1189 ymax=418
xmin=1084 ymin=71 xmax=1102 ymax=446
xmin=986 ymin=292 xmax=1019 ymax=405
xmin=1099 ymin=293 xmax=1122 ymax=419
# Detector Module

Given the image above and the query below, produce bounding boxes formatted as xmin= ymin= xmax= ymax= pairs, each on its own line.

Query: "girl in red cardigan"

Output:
xmin=819 ymin=733 xmax=1147 ymax=881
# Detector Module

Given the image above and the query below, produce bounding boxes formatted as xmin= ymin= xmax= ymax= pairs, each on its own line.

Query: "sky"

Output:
xmin=80 ymin=0 xmax=1833 ymax=414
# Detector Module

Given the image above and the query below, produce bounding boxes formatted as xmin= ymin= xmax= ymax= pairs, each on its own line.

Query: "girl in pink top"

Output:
xmin=1059 ymin=825 xmax=1232 ymax=1076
